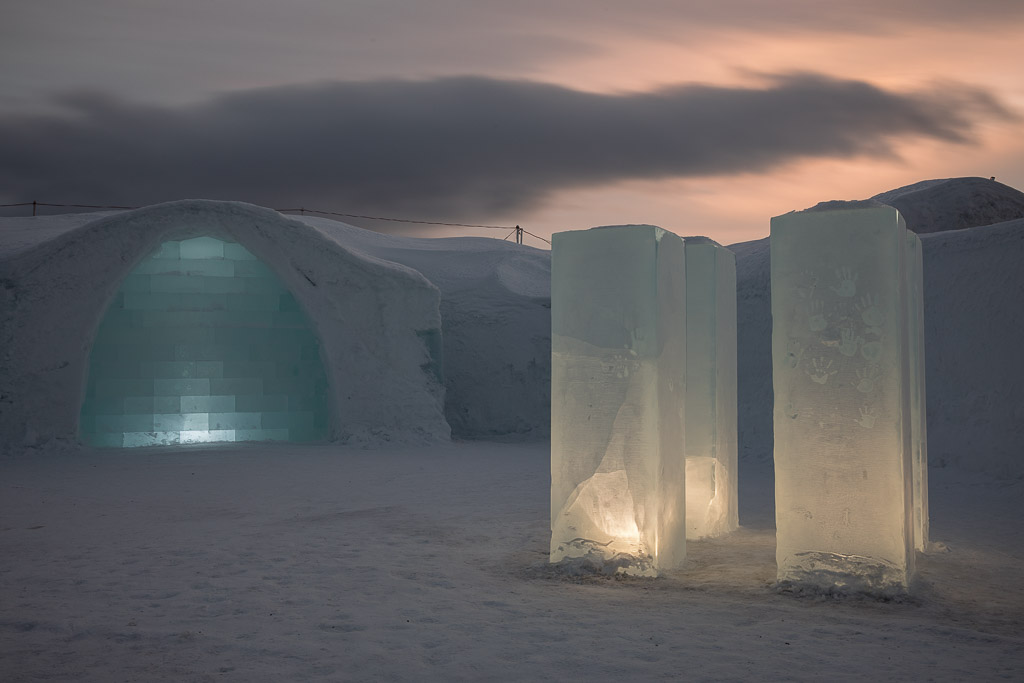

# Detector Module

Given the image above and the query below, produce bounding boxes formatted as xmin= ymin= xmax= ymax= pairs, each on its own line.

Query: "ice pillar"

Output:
xmin=906 ymin=231 xmax=929 ymax=551
xmin=550 ymin=225 xmax=686 ymax=576
xmin=683 ymin=237 xmax=738 ymax=539
xmin=771 ymin=206 xmax=924 ymax=593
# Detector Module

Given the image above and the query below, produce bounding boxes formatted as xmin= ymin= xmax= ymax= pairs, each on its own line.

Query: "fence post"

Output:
xmin=32 ymin=201 xmax=37 ymax=217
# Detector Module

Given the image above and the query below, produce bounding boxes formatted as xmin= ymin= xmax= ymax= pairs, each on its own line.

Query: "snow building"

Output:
xmin=0 ymin=200 xmax=449 ymax=449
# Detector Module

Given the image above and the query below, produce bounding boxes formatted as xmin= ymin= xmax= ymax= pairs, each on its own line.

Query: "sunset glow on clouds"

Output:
xmin=2 ymin=0 xmax=1021 ymax=244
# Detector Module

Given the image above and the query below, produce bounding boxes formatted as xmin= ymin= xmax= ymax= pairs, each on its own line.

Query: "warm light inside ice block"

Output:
xmin=79 ymin=235 xmax=330 ymax=447
xmin=550 ymin=225 xmax=686 ymax=576
xmin=683 ymin=238 xmax=738 ymax=539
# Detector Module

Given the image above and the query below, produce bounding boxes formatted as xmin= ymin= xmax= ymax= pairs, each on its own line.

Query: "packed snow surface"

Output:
xmin=2 ymin=442 xmax=1022 ymax=681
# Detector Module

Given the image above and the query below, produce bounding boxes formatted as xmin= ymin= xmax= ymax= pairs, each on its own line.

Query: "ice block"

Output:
xmin=771 ymin=206 xmax=924 ymax=593
xmin=550 ymin=225 xmax=687 ymax=575
xmin=683 ymin=237 xmax=738 ymax=539
xmin=906 ymin=231 xmax=929 ymax=551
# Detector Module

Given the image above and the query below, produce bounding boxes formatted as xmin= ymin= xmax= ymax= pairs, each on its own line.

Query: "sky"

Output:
xmin=1 ymin=0 xmax=1022 ymax=246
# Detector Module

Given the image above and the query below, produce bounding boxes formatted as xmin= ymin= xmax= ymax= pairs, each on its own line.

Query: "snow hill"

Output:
xmin=870 ymin=176 xmax=1024 ymax=233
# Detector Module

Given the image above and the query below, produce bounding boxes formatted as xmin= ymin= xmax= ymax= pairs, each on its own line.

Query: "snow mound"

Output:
xmin=870 ymin=177 xmax=1024 ymax=233
xmin=800 ymin=178 xmax=1024 ymax=234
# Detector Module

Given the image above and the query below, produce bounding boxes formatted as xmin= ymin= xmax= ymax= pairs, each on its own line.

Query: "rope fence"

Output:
xmin=0 ymin=201 xmax=551 ymax=246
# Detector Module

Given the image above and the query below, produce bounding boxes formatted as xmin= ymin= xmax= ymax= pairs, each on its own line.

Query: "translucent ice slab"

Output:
xmin=683 ymin=238 xmax=738 ymax=539
xmin=771 ymin=207 xmax=926 ymax=594
xmin=550 ymin=225 xmax=687 ymax=575
xmin=906 ymin=231 xmax=929 ymax=551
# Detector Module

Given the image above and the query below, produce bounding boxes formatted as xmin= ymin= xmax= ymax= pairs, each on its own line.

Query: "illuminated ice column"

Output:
xmin=683 ymin=237 xmax=738 ymax=539
xmin=550 ymin=225 xmax=686 ymax=576
xmin=906 ymin=231 xmax=929 ymax=551
xmin=771 ymin=206 xmax=916 ymax=594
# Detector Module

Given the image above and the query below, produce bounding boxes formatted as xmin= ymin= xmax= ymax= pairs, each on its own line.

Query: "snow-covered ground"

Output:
xmin=2 ymin=441 xmax=1022 ymax=681
xmin=2 ymin=178 xmax=1023 ymax=680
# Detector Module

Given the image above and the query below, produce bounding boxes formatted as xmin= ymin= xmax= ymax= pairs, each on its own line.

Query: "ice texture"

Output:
xmin=550 ymin=225 xmax=686 ymax=576
xmin=80 ymin=235 xmax=329 ymax=447
xmin=683 ymin=238 xmax=738 ymax=539
xmin=771 ymin=207 xmax=925 ymax=594
xmin=906 ymin=231 xmax=929 ymax=551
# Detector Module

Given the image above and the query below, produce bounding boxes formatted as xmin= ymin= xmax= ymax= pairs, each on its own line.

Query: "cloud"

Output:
xmin=0 ymin=74 xmax=1013 ymax=221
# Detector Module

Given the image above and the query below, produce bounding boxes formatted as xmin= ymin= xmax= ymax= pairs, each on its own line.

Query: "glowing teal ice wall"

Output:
xmin=80 ymin=235 xmax=330 ymax=447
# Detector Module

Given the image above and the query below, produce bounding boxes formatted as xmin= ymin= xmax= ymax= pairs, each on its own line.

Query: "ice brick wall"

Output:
xmin=550 ymin=225 xmax=686 ymax=576
xmin=683 ymin=238 xmax=738 ymax=540
xmin=771 ymin=207 xmax=922 ymax=593
xmin=80 ymin=235 xmax=329 ymax=447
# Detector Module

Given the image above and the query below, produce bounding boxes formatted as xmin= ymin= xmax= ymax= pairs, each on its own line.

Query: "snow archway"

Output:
xmin=0 ymin=200 xmax=449 ymax=449
xmin=80 ymin=235 xmax=330 ymax=447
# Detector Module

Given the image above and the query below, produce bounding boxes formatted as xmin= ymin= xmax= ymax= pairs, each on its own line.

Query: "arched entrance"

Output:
xmin=79 ymin=234 xmax=330 ymax=447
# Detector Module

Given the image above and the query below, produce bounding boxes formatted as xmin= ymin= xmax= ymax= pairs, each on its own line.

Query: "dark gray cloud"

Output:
xmin=0 ymin=74 xmax=1013 ymax=221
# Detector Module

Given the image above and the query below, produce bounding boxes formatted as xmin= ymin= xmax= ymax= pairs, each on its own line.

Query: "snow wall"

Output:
xmin=0 ymin=200 xmax=449 ymax=450
xmin=289 ymin=216 xmax=552 ymax=440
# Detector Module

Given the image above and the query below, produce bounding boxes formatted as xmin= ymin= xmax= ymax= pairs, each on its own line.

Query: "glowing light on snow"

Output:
xmin=79 ymin=235 xmax=330 ymax=447
xmin=550 ymin=225 xmax=687 ymax=576
xmin=771 ymin=206 xmax=928 ymax=594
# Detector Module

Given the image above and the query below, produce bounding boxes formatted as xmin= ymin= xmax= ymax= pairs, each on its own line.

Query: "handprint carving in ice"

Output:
xmin=830 ymin=267 xmax=858 ymax=297
xmin=771 ymin=206 xmax=927 ymax=595
xmin=807 ymin=357 xmax=837 ymax=385
xmin=857 ymin=405 xmax=877 ymax=429
xmin=855 ymin=365 xmax=881 ymax=393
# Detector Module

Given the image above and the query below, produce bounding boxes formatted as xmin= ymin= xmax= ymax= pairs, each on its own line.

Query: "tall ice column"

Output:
xmin=906 ymin=231 xmax=929 ymax=551
xmin=550 ymin=225 xmax=687 ymax=576
xmin=771 ymin=206 xmax=922 ymax=594
xmin=683 ymin=237 xmax=739 ymax=539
